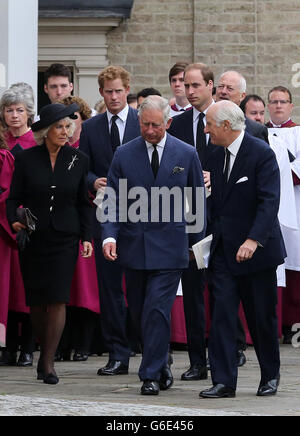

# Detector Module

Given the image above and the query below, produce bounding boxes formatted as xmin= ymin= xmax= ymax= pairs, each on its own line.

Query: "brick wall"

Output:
xmin=107 ymin=0 xmax=300 ymax=121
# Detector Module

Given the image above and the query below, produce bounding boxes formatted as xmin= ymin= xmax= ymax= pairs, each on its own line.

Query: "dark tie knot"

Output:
xmin=199 ymin=112 xmax=205 ymax=121
xmin=112 ymin=115 xmax=119 ymax=123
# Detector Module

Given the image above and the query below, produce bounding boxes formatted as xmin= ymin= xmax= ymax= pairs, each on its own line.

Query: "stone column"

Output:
xmin=0 ymin=0 xmax=38 ymax=106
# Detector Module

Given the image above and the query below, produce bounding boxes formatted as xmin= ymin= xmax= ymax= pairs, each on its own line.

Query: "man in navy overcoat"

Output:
xmin=101 ymin=96 xmax=206 ymax=395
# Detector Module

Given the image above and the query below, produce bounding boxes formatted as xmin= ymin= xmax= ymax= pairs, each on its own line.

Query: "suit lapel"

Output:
xmin=123 ymin=107 xmax=139 ymax=144
xmin=155 ymin=135 xmax=177 ymax=186
xmin=222 ymin=136 xmax=250 ymax=202
xmin=134 ymin=138 xmax=156 ymax=189
xmin=99 ymin=113 xmax=113 ymax=164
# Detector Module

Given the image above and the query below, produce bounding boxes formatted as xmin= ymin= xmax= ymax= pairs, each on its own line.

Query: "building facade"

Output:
xmin=2 ymin=0 xmax=299 ymax=119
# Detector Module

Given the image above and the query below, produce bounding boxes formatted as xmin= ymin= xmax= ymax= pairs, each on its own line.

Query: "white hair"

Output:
xmin=220 ymin=70 xmax=247 ymax=93
xmin=138 ymin=95 xmax=171 ymax=124
xmin=214 ymin=101 xmax=246 ymax=131
xmin=33 ymin=117 xmax=76 ymax=145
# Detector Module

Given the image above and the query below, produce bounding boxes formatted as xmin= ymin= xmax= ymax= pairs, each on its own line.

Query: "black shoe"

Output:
xmin=73 ymin=352 xmax=88 ymax=362
xmin=0 ymin=351 xmax=17 ymax=366
xmin=43 ymin=373 xmax=59 ymax=385
xmin=237 ymin=350 xmax=246 ymax=367
xmin=159 ymin=365 xmax=174 ymax=390
xmin=257 ymin=376 xmax=280 ymax=396
xmin=181 ymin=364 xmax=208 ymax=381
xmin=141 ymin=380 xmax=160 ymax=395
xmin=199 ymin=384 xmax=236 ymax=398
xmin=17 ymin=352 xmax=33 ymax=367
xmin=97 ymin=360 xmax=128 ymax=376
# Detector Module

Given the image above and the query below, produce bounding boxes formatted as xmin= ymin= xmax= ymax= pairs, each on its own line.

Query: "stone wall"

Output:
xmin=107 ymin=0 xmax=300 ymax=121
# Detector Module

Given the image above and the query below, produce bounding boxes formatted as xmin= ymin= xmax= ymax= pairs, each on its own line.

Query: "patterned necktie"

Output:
xmin=111 ymin=115 xmax=120 ymax=152
xmin=151 ymin=144 xmax=159 ymax=178
xmin=196 ymin=112 xmax=206 ymax=164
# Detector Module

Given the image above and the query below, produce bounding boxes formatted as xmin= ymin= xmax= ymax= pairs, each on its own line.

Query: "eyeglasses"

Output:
xmin=268 ymin=100 xmax=290 ymax=105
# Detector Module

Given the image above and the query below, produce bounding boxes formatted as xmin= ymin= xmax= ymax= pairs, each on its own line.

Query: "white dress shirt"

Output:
xmin=224 ymin=130 xmax=245 ymax=178
xmin=192 ymin=100 xmax=215 ymax=146
xmin=106 ymin=104 xmax=129 ymax=144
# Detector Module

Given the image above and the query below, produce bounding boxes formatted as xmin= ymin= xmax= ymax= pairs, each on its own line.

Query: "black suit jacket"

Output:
xmin=208 ymin=132 xmax=286 ymax=275
xmin=79 ymin=106 xmax=141 ymax=193
xmin=245 ymin=117 xmax=269 ymax=143
xmin=79 ymin=106 xmax=141 ymax=239
xmin=167 ymin=109 xmax=217 ymax=170
xmin=6 ymin=144 xmax=92 ymax=242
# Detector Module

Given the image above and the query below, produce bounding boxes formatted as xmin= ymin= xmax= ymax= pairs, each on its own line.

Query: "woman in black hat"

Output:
xmin=6 ymin=103 xmax=93 ymax=384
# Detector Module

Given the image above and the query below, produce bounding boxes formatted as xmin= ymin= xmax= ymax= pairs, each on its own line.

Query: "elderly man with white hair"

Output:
xmin=216 ymin=70 xmax=269 ymax=143
xmin=199 ymin=100 xmax=286 ymax=399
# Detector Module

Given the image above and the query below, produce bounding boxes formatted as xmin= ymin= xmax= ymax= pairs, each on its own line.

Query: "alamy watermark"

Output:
xmin=94 ymin=179 xmax=205 ymax=234
xmin=291 ymin=323 xmax=300 ymax=348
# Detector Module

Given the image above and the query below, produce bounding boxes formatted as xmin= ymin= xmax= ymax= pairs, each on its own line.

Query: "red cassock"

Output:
xmin=3 ymin=130 xmax=37 ymax=322
xmin=0 ymin=150 xmax=27 ymax=346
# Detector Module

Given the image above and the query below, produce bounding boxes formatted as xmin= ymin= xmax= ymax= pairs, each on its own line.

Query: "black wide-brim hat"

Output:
xmin=31 ymin=103 xmax=79 ymax=132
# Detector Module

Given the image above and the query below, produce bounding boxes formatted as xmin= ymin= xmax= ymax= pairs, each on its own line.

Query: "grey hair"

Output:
xmin=33 ymin=117 xmax=76 ymax=145
xmin=220 ymin=70 xmax=247 ymax=93
xmin=214 ymin=101 xmax=246 ymax=131
xmin=138 ymin=95 xmax=171 ymax=124
xmin=0 ymin=88 xmax=35 ymax=126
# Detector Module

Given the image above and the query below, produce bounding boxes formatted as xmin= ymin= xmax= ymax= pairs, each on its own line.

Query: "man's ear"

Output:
xmin=166 ymin=118 xmax=172 ymax=130
xmin=223 ymin=120 xmax=231 ymax=130
xmin=44 ymin=84 xmax=49 ymax=95
xmin=99 ymin=87 xmax=104 ymax=97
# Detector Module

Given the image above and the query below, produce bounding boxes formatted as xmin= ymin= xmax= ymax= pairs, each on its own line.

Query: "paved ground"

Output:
xmin=0 ymin=344 xmax=300 ymax=416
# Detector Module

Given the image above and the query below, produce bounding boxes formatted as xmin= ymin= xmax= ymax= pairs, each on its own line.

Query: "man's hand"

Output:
xmin=103 ymin=242 xmax=118 ymax=261
xmin=94 ymin=177 xmax=107 ymax=191
xmin=203 ymin=171 xmax=211 ymax=189
xmin=236 ymin=238 xmax=258 ymax=263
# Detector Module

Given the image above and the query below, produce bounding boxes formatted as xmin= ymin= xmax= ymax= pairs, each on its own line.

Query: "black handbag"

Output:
xmin=16 ymin=207 xmax=37 ymax=251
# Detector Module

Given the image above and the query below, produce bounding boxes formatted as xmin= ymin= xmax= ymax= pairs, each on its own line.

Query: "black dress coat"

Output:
xmin=6 ymin=144 xmax=92 ymax=306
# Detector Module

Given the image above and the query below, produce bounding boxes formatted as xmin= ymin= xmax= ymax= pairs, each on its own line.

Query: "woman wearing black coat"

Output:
xmin=6 ymin=103 xmax=93 ymax=384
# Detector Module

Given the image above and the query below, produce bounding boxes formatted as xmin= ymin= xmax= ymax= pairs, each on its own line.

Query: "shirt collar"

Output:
xmin=107 ymin=104 xmax=129 ymax=123
xmin=175 ymin=103 xmax=192 ymax=111
xmin=145 ymin=133 xmax=167 ymax=150
xmin=227 ymin=130 xmax=245 ymax=156
xmin=269 ymin=118 xmax=291 ymax=128
xmin=193 ymin=99 xmax=215 ymax=122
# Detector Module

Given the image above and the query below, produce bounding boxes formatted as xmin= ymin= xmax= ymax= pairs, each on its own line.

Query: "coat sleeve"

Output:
xmin=79 ymin=123 xmax=99 ymax=193
xmin=186 ymin=148 xmax=206 ymax=247
xmin=76 ymin=153 xmax=93 ymax=242
xmin=247 ymin=147 xmax=281 ymax=245
xmin=6 ymin=152 xmax=25 ymax=228
xmin=100 ymin=149 xmax=122 ymax=243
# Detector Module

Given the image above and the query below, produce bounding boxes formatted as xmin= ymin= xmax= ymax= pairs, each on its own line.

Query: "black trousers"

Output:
xmin=94 ymin=239 xmax=130 ymax=365
xmin=181 ymin=260 xmax=206 ymax=366
xmin=208 ymin=243 xmax=280 ymax=390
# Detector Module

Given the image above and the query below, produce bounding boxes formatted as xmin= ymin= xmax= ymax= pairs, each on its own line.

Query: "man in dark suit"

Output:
xmin=79 ymin=66 xmax=140 ymax=376
xmin=215 ymin=70 xmax=269 ymax=143
xmin=167 ymin=63 xmax=216 ymax=381
xmin=215 ymin=70 xmax=270 ymax=359
xmin=199 ymin=101 xmax=286 ymax=398
xmin=101 ymin=95 xmax=206 ymax=395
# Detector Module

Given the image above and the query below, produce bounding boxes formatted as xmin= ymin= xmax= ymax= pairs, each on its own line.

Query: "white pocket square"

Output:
xmin=236 ymin=176 xmax=248 ymax=184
